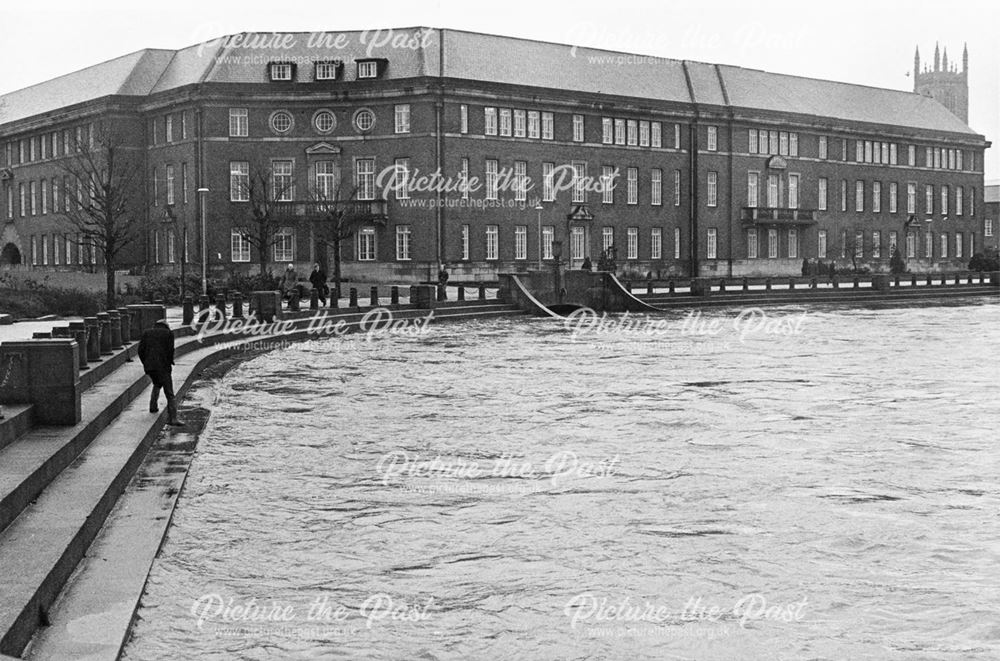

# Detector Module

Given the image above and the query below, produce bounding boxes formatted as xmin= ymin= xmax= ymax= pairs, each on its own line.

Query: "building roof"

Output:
xmin=0 ymin=27 xmax=987 ymax=139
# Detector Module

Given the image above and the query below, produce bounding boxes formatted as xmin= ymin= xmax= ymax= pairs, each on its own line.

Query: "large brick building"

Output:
xmin=0 ymin=28 xmax=992 ymax=282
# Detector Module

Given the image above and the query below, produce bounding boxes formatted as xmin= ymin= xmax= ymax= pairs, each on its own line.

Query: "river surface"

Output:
xmin=122 ymin=300 xmax=1000 ymax=661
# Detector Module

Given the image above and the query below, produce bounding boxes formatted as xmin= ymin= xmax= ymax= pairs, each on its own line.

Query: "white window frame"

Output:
xmin=395 ymin=225 xmax=412 ymax=261
xmin=572 ymin=114 xmax=584 ymax=142
xmin=229 ymin=108 xmax=248 ymax=137
xmin=651 ymin=227 xmax=662 ymax=259
xmin=484 ymin=107 xmax=497 ymax=136
xmin=357 ymin=227 xmax=377 ymax=260
xmin=514 ymin=225 xmax=527 ymax=260
xmin=627 ymin=227 xmax=638 ymax=260
xmin=230 ymin=161 xmax=249 ymax=202
xmin=231 ymin=229 xmax=250 ymax=262
xmin=356 ymin=158 xmax=376 ymax=201
xmin=706 ymin=228 xmax=717 ymax=259
xmin=273 ymin=227 xmax=295 ymax=263
xmin=626 ymin=167 xmax=637 ymax=205
xmin=485 ymin=225 xmax=499 ymax=260
xmin=394 ymin=104 xmax=411 ymax=134
xmin=651 ymin=168 xmax=662 ymax=206
xmin=707 ymin=171 xmax=718 ymax=207
xmin=707 ymin=126 xmax=718 ymax=151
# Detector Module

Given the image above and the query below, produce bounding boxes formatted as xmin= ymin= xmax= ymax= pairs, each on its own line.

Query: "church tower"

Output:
xmin=913 ymin=42 xmax=969 ymax=123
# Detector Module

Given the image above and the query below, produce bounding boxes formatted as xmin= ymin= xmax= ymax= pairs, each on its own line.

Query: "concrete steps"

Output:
xmin=0 ymin=300 xmax=526 ymax=658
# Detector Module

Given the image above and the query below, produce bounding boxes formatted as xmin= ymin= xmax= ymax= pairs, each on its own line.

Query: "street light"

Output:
xmin=163 ymin=204 xmax=185 ymax=298
xmin=197 ymin=187 xmax=209 ymax=296
xmin=535 ymin=201 xmax=544 ymax=269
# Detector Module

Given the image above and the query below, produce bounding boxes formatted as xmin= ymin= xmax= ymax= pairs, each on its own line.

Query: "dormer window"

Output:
xmin=269 ymin=62 xmax=295 ymax=81
xmin=356 ymin=58 xmax=387 ymax=79
xmin=315 ymin=61 xmax=342 ymax=81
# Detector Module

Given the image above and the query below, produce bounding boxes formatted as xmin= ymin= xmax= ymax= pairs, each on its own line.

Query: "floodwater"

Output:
xmin=123 ymin=299 xmax=1000 ymax=660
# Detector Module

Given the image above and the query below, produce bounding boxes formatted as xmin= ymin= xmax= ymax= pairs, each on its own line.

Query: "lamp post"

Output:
xmin=551 ymin=239 xmax=563 ymax=304
xmin=535 ymin=201 xmax=544 ymax=269
xmin=197 ymin=187 xmax=209 ymax=296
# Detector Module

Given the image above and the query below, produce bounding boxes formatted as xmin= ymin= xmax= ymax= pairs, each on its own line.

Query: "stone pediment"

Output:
xmin=305 ymin=142 xmax=342 ymax=155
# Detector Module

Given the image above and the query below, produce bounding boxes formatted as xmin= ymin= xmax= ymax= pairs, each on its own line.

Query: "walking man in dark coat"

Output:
xmin=309 ymin=263 xmax=328 ymax=306
xmin=138 ymin=320 xmax=182 ymax=425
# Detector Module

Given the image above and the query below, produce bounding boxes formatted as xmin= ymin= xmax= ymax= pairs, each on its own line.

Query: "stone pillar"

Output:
xmin=742 ymin=277 xmax=749 ymax=292
xmin=765 ymin=278 xmax=773 ymax=291
xmin=370 ymin=287 xmax=379 ymax=307
xmin=232 ymin=292 xmax=244 ymax=318
xmin=391 ymin=286 xmax=400 ymax=305
xmin=199 ymin=294 xmax=210 ymax=312
xmin=853 ymin=277 xmax=860 ymax=288
xmin=0 ymin=340 xmax=81 ymax=425
xmin=329 ymin=291 xmax=338 ymax=308
xmin=788 ymin=277 xmax=795 ymax=290
xmin=310 ymin=289 xmax=319 ymax=310
xmin=215 ymin=293 xmax=227 ymax=319
xmin=127 ymin=305 xmax=167 ymax=336
xmin=718 ymin=279 xmax=726 ymax=292
xmin=182 ymin=296 xmax=195 ymax=325
xmin=457 ymin=286 xmax=465 ymax=301
xmin=872 ymin=274 xmax=891 ymax=291
xmin=288 ymin=290 xmax=300 ymax=312
xmin=349 ymin=288 xmax=358 ymax=308
xmin=437 ymin=284 xmax=447 ymax=301
xmin=107 ymin=310 xmax=124 ymax=350
xmin=690 ymin=278 xmax=712 ymax=297
xmin=478 ymin=284 xmax=486 ymax=300
xmin=96 ymin=313 xmax=113 ymax=355
xmin=409 ymin=285 xmax=437 ymax=309
xmin=251 ymin=291 xmax=282 ymax=322
xmin=84 ymin=317 xmax=101 ymax=362
xmin=69 ymin=322 xmax=89 ymax=370
xmin=117 ymin=308 xmax=132 ymax=345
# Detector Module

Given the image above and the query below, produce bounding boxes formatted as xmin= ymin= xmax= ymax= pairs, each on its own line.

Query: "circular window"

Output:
xmin=313 ymin=109 xmax=336 ymax=134
xmin=270 ymin=110 xmax=294 ymax=134
xmin=353 ymin=108 xmax=376 ymax=132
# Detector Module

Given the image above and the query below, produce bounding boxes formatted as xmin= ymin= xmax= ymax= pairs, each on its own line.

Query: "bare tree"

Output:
xmin=232 ymin=164 xmax=298 ymax=277
xmin=310 ymin=186 xmax=372 ymax=299
xmin=60 ymin=124 xmax=144 ymax=308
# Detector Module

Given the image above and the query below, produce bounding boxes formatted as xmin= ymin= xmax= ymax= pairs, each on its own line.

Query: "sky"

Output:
xmin=2 ymin=0 xmax=997 ymax=179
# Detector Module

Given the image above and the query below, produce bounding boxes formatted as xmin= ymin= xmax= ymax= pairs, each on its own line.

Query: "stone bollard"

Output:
xmin=765 ymin=278 xmax=772 ymax=291
xmin=742 ymin=277 xmax=749 ymax=292
xmin=128 ymin=305 xmax=167 ymax=337
xmin=894 ymin=275 xmax=900 ymax=287
xmin=438 ymin=284 xmax=448 ymax=301
xmin=967 ymin=273 xmax=974 ymax=285
xmin=925 ymin=274 xmax=932 ymax=286
xmin=832 ymin=276 xmax=839 ymax=289
xmin=788 ymin=277 xmax=795 ymax=290
xmin=409 ymin=285 xmax=437 ymax=309
xmin=625 ymin=280 xmax=632 ymax=293
xmin=84 ymin=317 xmax=101 ymax=362
xmin=288 ymin=290 xmax=300 ymax=312
xmin=810 ymin=277 xmax=817 ymax=289
xmin=329 ymin=290 xmax=339 ymax=308
xmin=457 ymin=286 xmax=465 ymax=301
xmin=872 ymin=274 xmax=891 ymax=291
xmin=117 ymin=308 xmax=132 ymax=345
xmin=199 ymin=294 xmax=210 ymax=312
xmin=96 ymin=313 xmax=113 ymax=355
xmin=718 ymin=278 xmax=726 ymax=292
xmin=391 ymin=286 xmax=400 ymax=305
xmin=853 ymin=277 xmax=860 ymax=288
xmin=370 ymin=287 xmax=379 ymax=307
xmin=69 ymin=322 xmax=89 ymax=370
xmin=668 ymin=279 xmax=675 ymax=294
xmin=232 ymin=292 xmax=244 ymax=318
xmin=911 ymin=274 xmax=918 ymax=286
xmin=310 ymin=289 xmax=319 ymax=310
xmin=0 ymin=340 xmax=81 ymax=425
xmin=107 ymin=310 xmax=124 ymax=350
xmin=348 ymin=288 xmax=358 ymax=308
xmin=215 ymin=293 xmax=227 ymax=319
xmin=183 ymin=296 xmax=195 ymax=325
xmin=647 ymin=281 xmax=653 ymax=295
xmin=690 ymin=278 xmax=712 ymax=297
xmin=478 ymin=285 xmax=486 ymax=300
xmin=250 ymin=291 xmax=282 ymax=322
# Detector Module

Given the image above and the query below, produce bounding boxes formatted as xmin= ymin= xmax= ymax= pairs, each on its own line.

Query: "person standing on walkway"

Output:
xmin=309 ymin=263 xmax=328 ymax=306
xmin=138 ymin=320 xmax=182 ymax=426
xmin=282 ymin=263 xmax=298 ymax=300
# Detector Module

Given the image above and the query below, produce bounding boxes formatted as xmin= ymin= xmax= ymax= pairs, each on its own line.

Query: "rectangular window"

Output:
xmin=499 ymin=109 xmax=512 ymax=137
xmin=542 ymin=226 xmax=554 ymax=259
xmin=779 ymin=131 xmax=788 ymax=156
xmin=857 ymin=141 xmax=865 ymax=162
xmin=601 ymin=166 xmax=615 ymax=205
xmin=788 ymin=174 xmax=799 ymax=209
xmin=889 ymin=231 xmax=898 ymax=256
xmin=602 ymin=226 xmax=614 ymax=253
xmin=856 ymin=180 xmax=864 ymax=212
xmin=651 ymin=227 xmax=662 ymax=259
xmin=819 ymin=136 xmax=828 ymax=159
xmin=769 ymin=130 xmax=778 ymax=155
xmin=889 ymin=182 xmax=898 ymax=213
xmin=315 ymin=61 xmax=339 ymax=80
xmin=182 ymin=163 xmax=189 ymax=204
xmin=514 ymin=109 xmax=526 ymax=138
xmin=674 ymin=227 xmax=681 ymax=259
xmin=573 ymin=161 xmax=588 ymax=203
xmin=955 ymin=232 xmax=963 ymax=258
xmin=707 ymin=126 xmax=718 ymax=151
xmin=890 ymin=143 xmax=898 ymax=165
xmin=231 ymin=229 xmax=250 ymax=262
xmin=748 ymin=228 xmax=759 ymax=259
xmin=64 ymin=176 xmax=70 ymax=212
xmin=162 ymin=164 xmax=174 ymax=206
xmin=229 ymin=108 xmax=248 ymax=137
xmin=394 ymin=104 xmax=410 ymax=134
xmin=460 ymin=104 xmax=468 ymax=134
xmin=273 ymin=228 xmax=295 ymax=263
xmin=956 ymin=186 xmax=964 ymax=215
xmin=925 ymin=231 xmax=933 ymax=258
xmin=872 ymin=181 xmax=880 ymax=213
xmin=706 ymin=171 xmax=718 ymax=207
xmin=571 ymin=226 xmax=585 ymax=260
xmin=395 ymin=225 xmax=412 ymax=261
xmin=674 ymin=170 xmax=681 ymax=207
xmin=651 ymin=122 xmax=662 ymax=148
xmin=394 ymin=158 xmax=410 ymax=200
xmin=541 ymin=112 xmax=554 ymax=140
xmin=356 ymin=158 xmax=376 ymax=201
xmin=353 ymin=59 xmax=378 ymax=78
xmin=748 ymin=172 xmax=759 ymax=208
xmin=572 ymin=114 xmax=584 ymax=142
xmin=907 ymin=182 xmax=917 ymax=214
xmin=639 ymin=121 xmax=650 ymax=147
xmin=706 ymin=228 xmax=717 ymax=259
xmin=627 ymin=227 xmax=638 ymax=260
xmin=986 ymin=219 xmax=994 ymax=237
xmin=357 ymin=227 xmax=376 ymax=261
xmin=514 ymin=160 xmax=527 ymax=202
xmin=818 ymin=177 xmax=827 ymax=211
xmin=272 ymin=160 xmax=294 ymax=201
xmin=856 ymin=231 xmax=864 ymax=258
xmin=514 ymin=225 xmax=527 ymax=260
xmin=42 ymin=234 xmax=49 ymax=265
xmin=30 ymin=181 xmax=37 ymax=215
xmin=484 ymin=108 xmax=497 ymax=136
xmin=767 ymin=174 xmax=778 ymax=208
xmin=872 ymin=231 xmax=881 ymax=258
xmin=939 ymin=233 xmax=948 ymax=258
xmin=787 ymin=229 xmax=797 ymax=259
xmin=461 ymin=224 xmax=470 ymax=260
xmin=165 ymin=115 xmax=174 ymax=143
xmin=759 ymin=130 xmax=768 ymax=155
xmin=627 ymin=120 xmax=638 ymax=146
xmin=768 ymin=229 xmax=778 ymax=258
xmin=790 ymin=133 xmax=798 ymax=157
xmin=527 ymin=111 xmax=540 ymax=139
xmin=908 ymin=145 xmax=916 ymax=167
xmin=818 ymin=230 xmax=827 ymax=259
xmin=152 ymin=169 xmax=158 ymax=207
xmin=41 ymin=180 xmax=48 ymax=215
xmin=485 ymin=225 xmax=498 ymax=260
xmin=485 ymin=159 xmax=499 ymax=200
xmin=934 ymin=148 xmax=941 ymax=169
xmin=543 ymin=162 xmax=555 ymax=202
xmin=749 ymin=129 xmax=758 ymax=154
xmin=674 ymin=124 xmax=681 ymax=149
xmin=651 ymin=168 xmax=662 ymax=206
xmin=270 ymin=62 xmax=293 ymax=80
xmin=315 ymin=160 xmax=337 ymax=200
xmin=614 ymin=119 xmax=626 ymax=145
xmin=906 ymin=232 xmax=916 ymax=258
xmin=864 ymin=140 xmax=873 ymax=163
xmin=925 ymin=184 xmax=933 ymax=214
xmin=626 ymin=167 xmax=637 ymax=205
xmin=460 ymin=158 xmax=470 ymax=201
xmin=941 ymin=185 xmax=949 ymax=216
xmin=602 ymin=118 xmax=613 ymax=144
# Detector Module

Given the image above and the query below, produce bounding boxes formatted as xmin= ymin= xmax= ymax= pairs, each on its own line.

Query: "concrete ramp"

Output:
xmin=500 ymin=270 xmax=665 ymax=315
